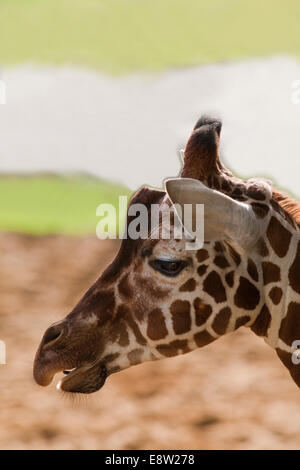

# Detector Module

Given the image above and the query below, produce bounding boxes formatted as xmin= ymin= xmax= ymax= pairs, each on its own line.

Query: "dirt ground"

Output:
xmin=0 ymin=233 xmax=300 ymax=450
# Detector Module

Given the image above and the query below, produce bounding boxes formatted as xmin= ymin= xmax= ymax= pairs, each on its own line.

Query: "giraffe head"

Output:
xmin=34 ymin=116 xmax=300 ymax=394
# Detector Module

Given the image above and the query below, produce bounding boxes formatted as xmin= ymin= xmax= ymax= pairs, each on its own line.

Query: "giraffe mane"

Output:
xmin=272 ymin=189 xmax=300 ymax=226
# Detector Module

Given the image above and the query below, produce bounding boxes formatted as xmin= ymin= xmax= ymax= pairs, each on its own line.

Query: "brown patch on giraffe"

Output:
xmin=225 ymin=270 xmax=234 ymax=288
xmin=179 ymin=278 xmax=196 ymax=292
xmin=246 ymin=185 xmax=266 ymax=201
xmin=251 ymin=304 xmax=271 ymax=337
xmin=221 ymin=178 xmax=232 ymax=192
xmin=118 ymin=273 xmax=133 ymax=298
xmin=247 ymin=258 xmax=259 ymax=282
xmin=194 ymin=330 xmax=216 ymax=347
xmin=196 ymin=249 xmax=209 ymax=263
xmin=197 ymin=265 xmax=208 ymax=276
xmin=73 ymin=288 xmax=116 ymax=323
xmin=170 ymin=300 xmax=191 ymax=335
xmin=127 ymin=318 xmax=147 ymax=345
xmin=193 ymin=298 xmax=212 ymax=326
xmin=232 ymin=186 xmax=243 ymax=197
xmin=147 ymin=308 xmax=168 ymax=341
xmin=214 ymin=242 xmax=224 ymax=253
xmin=117 ymin=328 xmax=129 ymax=347
xmin=118 ymin=305 xmax=147 ymax=346
xmin=276 ymin=349 xmax=300 ymax=388
xmin=127 ymin=348 xmax=143 ymax=365
xmin=214 ymin=255 xmax=230 ymax=269
xmin=279 ymin=302 xmax=300 ymax=345
xmin=109 ymin=365 xmax=121 ymax=374
xmin=234 ymin=277 xmax=260 ymax=310
xmin=110 ymin=317 xmax=130 ymax=347
xmin=267 ymin=216 xmax=292 ymax=258
xmin=251 ymin=202 xmax=270 ymax=218
xmin=288 ymin=241 xmax=300 ymax=295
xmin=257 ymin=238 xmax=269 ymax=257
xmin=203 ymin=271 xmax=227 ymax=303
xmin=156 ymin=339 xmax=190 ymax=357
xmin=235 ymin=315 xmax=251 ymax=329
xmin=101 ymin=352 xmax=120 ymax=365
xmin=212 ymin=307 xmax=232 ymax=335
xmin=269 ymin=286 xmax=283 ymax=305
xmin=227 ymin=245 xmax=241 ymax=266
xmin=262 ymin=261 xmax=281 ymax=285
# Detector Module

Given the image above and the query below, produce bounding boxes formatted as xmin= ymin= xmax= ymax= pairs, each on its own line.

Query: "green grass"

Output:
xmin=0 ymin=0 xmax=299 ymax=74
xmin=0 ymin=174 xmax=131 ymax=235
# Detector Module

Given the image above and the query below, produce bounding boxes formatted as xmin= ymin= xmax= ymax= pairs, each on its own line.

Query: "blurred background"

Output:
xmin=0 ymin=0 xmax=300 ymax=450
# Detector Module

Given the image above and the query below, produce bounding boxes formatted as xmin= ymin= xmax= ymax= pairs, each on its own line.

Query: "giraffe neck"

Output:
xmin=275 ymin=235 xmax=300 ymax=347
xmin=248 ymin=217 xmax=300 ymax=386
xmin=259 ymin=224 xmax=300 ymax=349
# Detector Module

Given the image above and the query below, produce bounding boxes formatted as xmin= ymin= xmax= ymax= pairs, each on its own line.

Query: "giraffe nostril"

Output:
xmin=42 ymin=324 xmax=65 ymax=348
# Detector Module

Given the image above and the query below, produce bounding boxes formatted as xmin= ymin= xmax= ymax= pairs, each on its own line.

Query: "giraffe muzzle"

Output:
xmin=33 ymin=319 xmax=109 ymax=393
xmin=34 ymin=354 xmax=108 ymax=394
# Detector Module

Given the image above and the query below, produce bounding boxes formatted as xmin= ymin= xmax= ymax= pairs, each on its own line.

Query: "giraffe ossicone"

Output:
xmin=33 ymin=116 xmax=300 ymax=394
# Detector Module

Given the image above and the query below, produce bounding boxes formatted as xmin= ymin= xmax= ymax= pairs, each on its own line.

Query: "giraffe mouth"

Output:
xmin=56 ymin=362 xmax=108 ymax=394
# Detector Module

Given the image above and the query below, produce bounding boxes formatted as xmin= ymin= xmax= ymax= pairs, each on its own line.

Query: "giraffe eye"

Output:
xmin=149 ymin=259 xmax=187 ymax=277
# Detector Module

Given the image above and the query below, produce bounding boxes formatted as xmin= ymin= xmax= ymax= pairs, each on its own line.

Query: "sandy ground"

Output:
xmin=0 ymin=233 xmax=300 ymax=450
xmin=1 ymin=56 xmax=300 ymax=195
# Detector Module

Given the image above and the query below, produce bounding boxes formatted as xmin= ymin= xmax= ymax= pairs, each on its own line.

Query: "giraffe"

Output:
xmin=33 ymin=116 xmax=300 ymax=394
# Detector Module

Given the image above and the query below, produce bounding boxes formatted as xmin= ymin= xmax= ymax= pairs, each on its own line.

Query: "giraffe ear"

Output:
xmin=165 ymin=177 xmax=265 ymax=250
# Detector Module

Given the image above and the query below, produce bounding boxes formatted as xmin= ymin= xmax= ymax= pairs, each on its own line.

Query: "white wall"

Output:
xmin=0 ymin=56 xmax=299 ymax=196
